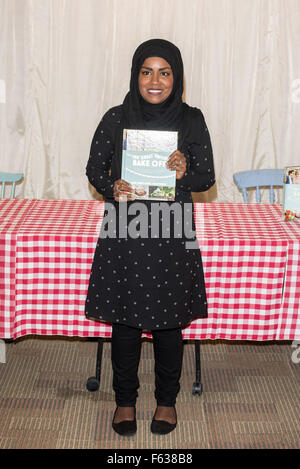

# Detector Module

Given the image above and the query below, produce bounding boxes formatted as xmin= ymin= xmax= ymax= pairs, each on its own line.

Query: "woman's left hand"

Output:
xmin=166 ymin=150 xmax=187 ymax=179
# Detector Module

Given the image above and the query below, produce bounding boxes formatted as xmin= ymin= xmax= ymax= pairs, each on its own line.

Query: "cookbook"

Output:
xmin=283 ymin=166 xmax=300 ymax=221
xmin=121 ymin=129 xmax=177 ymax=201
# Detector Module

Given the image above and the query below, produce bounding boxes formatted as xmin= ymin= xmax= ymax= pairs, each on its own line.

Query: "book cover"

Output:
xmin=121 ymin=129 xmax=177 ymax=201
xmin=283 ymin=166 xmax=300 ymax=221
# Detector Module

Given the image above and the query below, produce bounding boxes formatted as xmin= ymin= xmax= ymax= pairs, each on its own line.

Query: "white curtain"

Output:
xmin=1 ymin=0 xmax=300 ymax=202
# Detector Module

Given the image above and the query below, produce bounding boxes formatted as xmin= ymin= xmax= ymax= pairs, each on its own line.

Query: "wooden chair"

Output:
xmin=233 ymin=169 xmax=284 ymax=203
xmin=0 ymin=172 xmax=24 ymax=198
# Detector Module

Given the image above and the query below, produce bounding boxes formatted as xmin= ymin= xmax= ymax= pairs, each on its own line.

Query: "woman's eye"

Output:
xmin=161 ymin=71 xmax=170 ymax=77
xmin=141 ymin=70 xmax=151 ymax=75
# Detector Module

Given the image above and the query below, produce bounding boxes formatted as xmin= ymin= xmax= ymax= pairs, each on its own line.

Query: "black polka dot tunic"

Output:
xmin=85 ymin=105 xmax=215 ymax=330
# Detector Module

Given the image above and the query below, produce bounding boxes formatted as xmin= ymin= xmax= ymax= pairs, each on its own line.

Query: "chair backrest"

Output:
xmin=0 ymin=172 xmax=24 ymax=198
xmin=233 ymin=169 xmax=284 ymax=203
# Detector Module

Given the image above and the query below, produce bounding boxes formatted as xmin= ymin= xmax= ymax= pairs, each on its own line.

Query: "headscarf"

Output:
xmin=111 ymin=38 xmax=198 ymax=181
xmin=122 ymin=38 xmax=185 ymax=130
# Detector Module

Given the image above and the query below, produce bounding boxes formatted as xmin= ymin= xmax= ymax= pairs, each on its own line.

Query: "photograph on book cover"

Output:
xmin=283 ymin=166 xmax=300 ymax=221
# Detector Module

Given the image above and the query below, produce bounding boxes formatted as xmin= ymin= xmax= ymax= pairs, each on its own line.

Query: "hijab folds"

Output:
xmin=111 ymin=39 xmax=200 ymax=180
xmin=122 ymin=38 xmax=185 ymax=130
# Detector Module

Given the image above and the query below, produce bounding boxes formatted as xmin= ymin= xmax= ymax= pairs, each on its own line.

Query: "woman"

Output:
xmin=293 ymin=170 xmax=300 ymax=184
xmin=85 ymin=39 xmax=215 ymax=436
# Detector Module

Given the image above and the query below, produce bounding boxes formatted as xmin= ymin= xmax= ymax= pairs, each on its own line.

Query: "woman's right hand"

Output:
xmin=113 ymin=179 xmax=136 ymax=202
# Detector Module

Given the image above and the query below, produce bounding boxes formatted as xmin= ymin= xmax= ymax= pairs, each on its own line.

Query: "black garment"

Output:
xmin=85 ymin=106 xmax=214 ymax=329
xmin=85 ymin=39 xmax=215 ymax=330
xmin=111 ymin=323 xmax=183 ymax=406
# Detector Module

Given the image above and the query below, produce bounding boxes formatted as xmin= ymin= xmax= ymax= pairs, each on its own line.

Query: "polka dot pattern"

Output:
xmin=85 ymin=213 xmax=208 ymax=330
xmin=85 ymin=105 xmax=214 ymax=330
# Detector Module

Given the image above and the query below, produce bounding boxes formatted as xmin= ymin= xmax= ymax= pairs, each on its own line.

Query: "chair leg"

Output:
xmin=192 ymin=340 xmax=203 ymax=395
xmin=86 ymin=338 xmax=103 ymax=392
xmin=0 ymin=339 xmax=6 ymax=363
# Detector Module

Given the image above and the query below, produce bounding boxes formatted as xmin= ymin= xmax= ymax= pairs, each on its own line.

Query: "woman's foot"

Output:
xmin=112 ymin=406 xmax=136 ymax=436
xmin=151 ymin=406 xmax=177 ymax=434
xmin=113 ymin=406 xmax=136 ymax=423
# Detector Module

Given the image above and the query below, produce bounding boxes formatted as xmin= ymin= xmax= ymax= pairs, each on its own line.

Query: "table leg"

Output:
xmin=86 ymin=338 xmax=103 ymax=392
xmin=192 ymin=340 xmax=202 ymax=395
xmin=0 ymin=339 xmax=6 ymax=364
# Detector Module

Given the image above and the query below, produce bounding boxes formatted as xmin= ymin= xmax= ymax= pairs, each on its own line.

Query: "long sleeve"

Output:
xmin=86 ymin=108 xmax=120 ymax=199
xmin=177 ymin=110 xmax=215 ymax=193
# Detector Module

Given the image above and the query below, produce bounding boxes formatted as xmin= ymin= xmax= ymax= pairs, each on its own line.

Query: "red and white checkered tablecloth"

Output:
xmin=193 ymin=203 xmax=300 ymax=340
xmin=0 ymin=199 xmax=35 ymax=338
xmin=0 ymin=199 xmax=299 ymax=341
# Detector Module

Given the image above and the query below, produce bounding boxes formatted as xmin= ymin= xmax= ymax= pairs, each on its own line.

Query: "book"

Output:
xmin=121 ymin=129 xmax=177 ymax=201
xmin=283 ymin=166 xmax=300 ymax=221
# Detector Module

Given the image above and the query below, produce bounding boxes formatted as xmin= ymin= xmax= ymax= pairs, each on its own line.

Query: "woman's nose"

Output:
xmin=151 ymin=71 xmax=160 ymax=84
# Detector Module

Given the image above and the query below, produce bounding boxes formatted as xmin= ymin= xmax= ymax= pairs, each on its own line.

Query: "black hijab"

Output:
xmin=122 ymin=38 xmax=185 ymax=130
xmin=111 ymin=39 xmax=199 ymax=181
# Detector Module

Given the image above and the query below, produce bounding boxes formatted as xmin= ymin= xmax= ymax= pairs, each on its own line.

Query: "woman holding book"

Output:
xmin=85 ymin=39 xmax=215 ymax=436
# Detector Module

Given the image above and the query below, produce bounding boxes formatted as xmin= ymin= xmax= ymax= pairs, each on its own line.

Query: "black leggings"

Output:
xmin=111 ymin=323 xmax=183 ymax=407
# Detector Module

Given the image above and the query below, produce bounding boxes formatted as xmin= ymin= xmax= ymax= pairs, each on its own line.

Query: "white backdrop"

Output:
xmin=1 ymin=0 xmax=300 ymax=202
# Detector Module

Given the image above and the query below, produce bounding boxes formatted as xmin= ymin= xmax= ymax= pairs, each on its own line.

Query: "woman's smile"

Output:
xmin=138 ymin=56 xmax=174 ymax=104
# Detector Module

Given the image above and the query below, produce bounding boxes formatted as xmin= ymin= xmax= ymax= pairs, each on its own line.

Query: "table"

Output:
xmin=1 ymin=199 xmax=300 ymax=356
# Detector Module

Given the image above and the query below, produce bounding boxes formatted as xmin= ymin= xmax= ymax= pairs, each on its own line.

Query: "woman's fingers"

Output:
xmin=113 ymin=179 xmax=136 ymax=201
xmin=166 ymin=151 xmax=186 ymax=170
xmin=166 ymin=151 xmax=187 ymax=179
xmin=113 ymin=180 xmax=133 ymax=194
xmin=115 ymin=192 xmax=136 ymax=202
xmin=114 ymin=179 xmax=132 ymax=192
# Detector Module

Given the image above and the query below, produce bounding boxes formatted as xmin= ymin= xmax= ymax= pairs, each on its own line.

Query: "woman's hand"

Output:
xmin=113 ymin=179 xmax=136 ymax=202
xmin=166 ymin=150 xmax=187 ymax=179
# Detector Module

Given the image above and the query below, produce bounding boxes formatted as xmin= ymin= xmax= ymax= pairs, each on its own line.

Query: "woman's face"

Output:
xmin=138 ymin=56 xmax=173 ymax=104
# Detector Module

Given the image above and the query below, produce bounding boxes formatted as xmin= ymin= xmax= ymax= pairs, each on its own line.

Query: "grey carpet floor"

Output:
xmin=0 ymin=337 xmax=299 ymax=449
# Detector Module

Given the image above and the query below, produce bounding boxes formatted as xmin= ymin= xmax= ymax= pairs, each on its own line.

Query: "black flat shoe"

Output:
xmin=112 ymin=407 xmax=137 ymax=436
xmin=151 ymin=407 xmax=177 ymax=435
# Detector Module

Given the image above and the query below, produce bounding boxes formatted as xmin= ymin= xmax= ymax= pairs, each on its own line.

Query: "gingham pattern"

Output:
xmin=191 ymin=204 xmax=287 ymax=340
xmin=277 ymin=241 xmax=300 ymax=340
xmin=276 ymin=211 xmax=300 ymax=339
xmin=18 ymin=199 xmax=105 ymax=235
xmin=0 ymin=199 xmax=34 ymax=338
xmin=1 ymin=200 xmax=300 ymax=341
xmin=0 ymin=233 xmax=16 ymax=338
xmin=0 ymin=199 xmax=34 ymax=232
xmin=14 ymin=234 xmax=111 ymax=338
xmin=193 ymin=203 xmax=300 ymax=340
xmin=13 ymin=200 xmax=108 ymax=338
